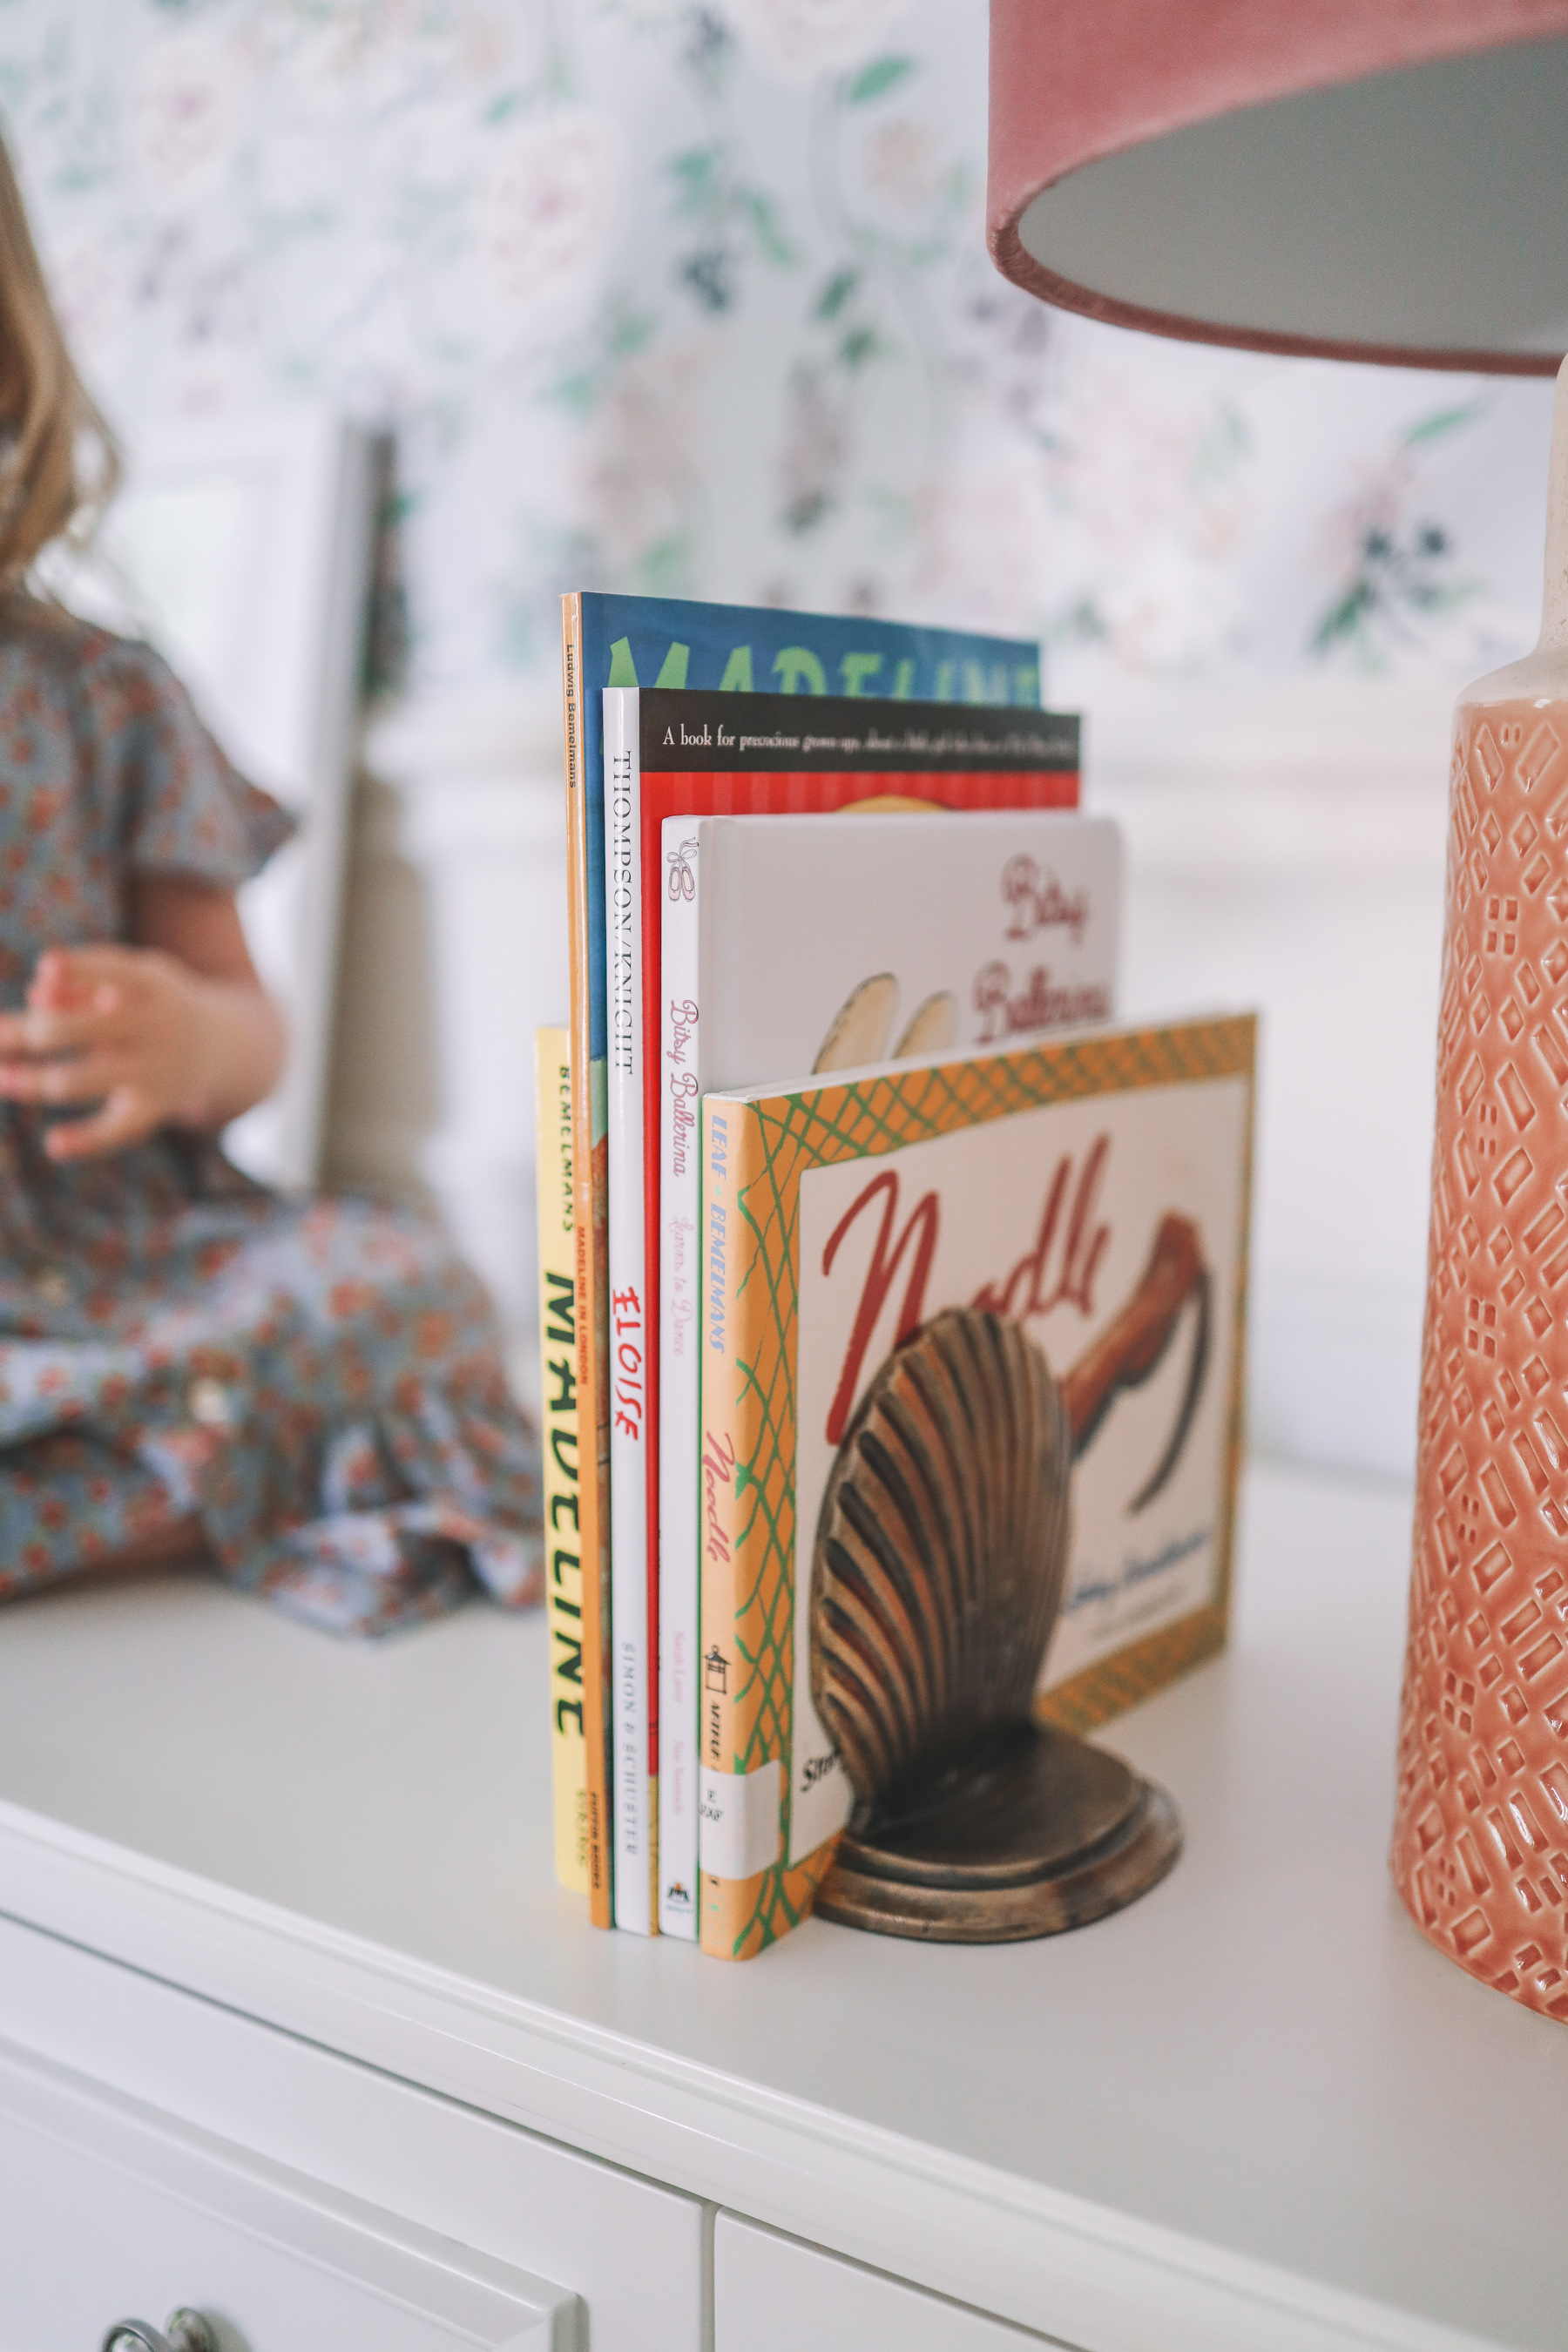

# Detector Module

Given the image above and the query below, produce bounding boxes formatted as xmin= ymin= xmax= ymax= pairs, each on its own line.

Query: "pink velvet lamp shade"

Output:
xmin=987 ymin=0 xmax=1568 ymax=2017
xmin=988 ymin=0 xmax=1568 ymax=375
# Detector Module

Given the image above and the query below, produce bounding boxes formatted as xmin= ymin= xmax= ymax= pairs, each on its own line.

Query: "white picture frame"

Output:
xmin=45 ymin=409 xmax=378 ymax=1191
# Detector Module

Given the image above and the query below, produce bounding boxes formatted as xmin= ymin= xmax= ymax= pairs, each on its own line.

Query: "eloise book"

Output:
xmin=563 ymin=597 xmax=1044 ymax=1930
xmin=698 ymin=1016 xmax=1255 ymax=1960
xmin=603 ymin=688 xmax=1082 ymax=1937
xmin=659 ymin=800 xmax=1112 ymax=1939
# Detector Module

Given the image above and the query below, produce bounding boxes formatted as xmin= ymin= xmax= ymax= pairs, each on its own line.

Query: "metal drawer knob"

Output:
xmin=103 ymin=2313 xmax=218 ymax=2352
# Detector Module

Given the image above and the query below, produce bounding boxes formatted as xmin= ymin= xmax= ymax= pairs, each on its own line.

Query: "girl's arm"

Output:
xmin=0 ymin=879 xmax=287 ymax=1159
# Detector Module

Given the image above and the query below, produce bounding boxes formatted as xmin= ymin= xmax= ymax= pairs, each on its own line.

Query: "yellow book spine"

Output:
xmin=536 ymin=1027 xmax=588 ymax=1893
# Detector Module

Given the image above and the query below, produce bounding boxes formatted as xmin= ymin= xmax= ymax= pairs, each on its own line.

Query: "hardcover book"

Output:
xmin=697 ymin=1017 xmax=1255 ymax=1959
xmin=659 ymin=796 xmax=1112 ymax=1940
xmin=533 ymin=1028 xmax=587 ymax=1894
xmin=605 ymin=687 xmax=1083 ymax=1938
xmin=561 ymin=594 xmax=1045 ymax=1929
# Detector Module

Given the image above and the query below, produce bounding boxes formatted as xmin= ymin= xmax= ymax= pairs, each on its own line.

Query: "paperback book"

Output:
xmin=698 ymin=1017 xmax=1255 ymax=1959
xmin=658 ymin=794 xmax=1111 ymax=1939
xmin=533 ymin=1028 xmax=587 ymax=1893
xmin=605 ymin=688 xmax=1083 ymax=1937
xmin=561 ymin=594 xmax=1045 ymax=1930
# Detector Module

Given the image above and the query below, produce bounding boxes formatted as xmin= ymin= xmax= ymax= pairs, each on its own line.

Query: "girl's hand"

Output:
xmin=0 ymin=934 xmax=286 ymax=1160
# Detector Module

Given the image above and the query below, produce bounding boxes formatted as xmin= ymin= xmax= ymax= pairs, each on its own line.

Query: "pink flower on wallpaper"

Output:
xmin=127 ymin=27 xmax=245 ymax=205
xmin=904 ymin=471 xmax=1051 ymax=633
xmin=588 ymin=338 xmax=712 ymax=585
xmin=44 ymin=239 xmax=130 ymax=377
xmin=722 ymin=0 xmax=914 ymax=82
xmin=479 ymin=109 xmax=619 ymax=328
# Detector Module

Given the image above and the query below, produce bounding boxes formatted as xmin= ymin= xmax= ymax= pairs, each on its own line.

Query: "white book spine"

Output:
xmin=658 ymin=814 xmax=704 ymax=1938
xmin=604 ymin=688 xmax=652 ymax=1934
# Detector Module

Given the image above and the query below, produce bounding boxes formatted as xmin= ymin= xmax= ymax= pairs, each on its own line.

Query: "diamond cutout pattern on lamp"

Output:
xmin=1393 ymin=705 xmax=1568 ymax=2017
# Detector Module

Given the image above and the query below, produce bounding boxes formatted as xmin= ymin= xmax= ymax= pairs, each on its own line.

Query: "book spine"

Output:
xmin=657 ymin=818 xmax=703 ymax=1937
xmin=534 ymin=1029 xmax=587 ymax=1893
xmin=604 ymin=689 xmax=655 ymax=1933
xmin=700 ymin=1095 xmax=842 ymax=1961
xmin=560 ymin=596 xmax=612 ymax=1927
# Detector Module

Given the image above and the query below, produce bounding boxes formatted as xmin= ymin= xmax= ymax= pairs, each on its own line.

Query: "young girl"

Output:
xmin=0 ymin=140 xmax=542 ymax=1634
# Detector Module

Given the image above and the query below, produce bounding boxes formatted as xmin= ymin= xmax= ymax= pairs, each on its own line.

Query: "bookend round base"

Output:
xmin=814 ymin=1720 xmax=1180 ymax=1944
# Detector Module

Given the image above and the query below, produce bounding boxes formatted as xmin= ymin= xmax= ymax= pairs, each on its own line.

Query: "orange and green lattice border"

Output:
xmin=704 ymin=1016 xmax=1256 ymax=1959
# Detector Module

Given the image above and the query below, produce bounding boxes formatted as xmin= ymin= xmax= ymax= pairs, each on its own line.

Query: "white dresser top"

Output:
xmin=0 ymin=1463 xmax=1560 ymax=2352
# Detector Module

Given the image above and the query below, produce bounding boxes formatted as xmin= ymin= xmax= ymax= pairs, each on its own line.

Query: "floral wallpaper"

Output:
xmin=0 ymin=0 xmax=1556 ymax=711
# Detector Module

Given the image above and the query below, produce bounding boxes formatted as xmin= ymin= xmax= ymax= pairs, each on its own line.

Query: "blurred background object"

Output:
xmin=4 ymin=0 xmax=1555 ymax=1463
xmin=44 ymin=410 xmax=376 ymax=1191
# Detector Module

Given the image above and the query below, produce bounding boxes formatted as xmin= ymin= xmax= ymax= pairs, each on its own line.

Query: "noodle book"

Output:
xmin=697 ymin=1016 xmax=1255 ymax=1960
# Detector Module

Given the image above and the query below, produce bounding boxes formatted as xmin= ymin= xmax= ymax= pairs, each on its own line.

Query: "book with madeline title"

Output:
xmin=534 ymin=1029 xmax=588 ymax=1895
xmin=697 ymin=1017 xmax=1255 ymax=1960
xmin=603 ymin=687 xmax=1084 ymax=1938
xmin=562 ymin=594 xmax=1047 ymax=1931
xmin=654 ymin=782 xmax=1106 ymax=1940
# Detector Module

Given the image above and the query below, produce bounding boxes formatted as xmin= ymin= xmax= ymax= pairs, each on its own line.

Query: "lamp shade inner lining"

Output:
xmin=1016 ymin=38 xmax=1568 ymax=363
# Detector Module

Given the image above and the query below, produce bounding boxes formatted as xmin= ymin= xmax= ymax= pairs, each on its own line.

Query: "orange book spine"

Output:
xmin=697 ymin=1098 xmax=834 ymax=1959
xmin=561 ymin=594 xmax=613 ymax=1926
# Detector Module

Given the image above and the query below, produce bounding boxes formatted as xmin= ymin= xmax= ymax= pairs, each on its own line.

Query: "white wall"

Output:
xmin=325 ymin=693 xmax=565 ymax=1418
xmin=329 ymin=675 xmax=1456 ymax=1480
xmin=1092 ymin=680 xmax=1453 ymax=1483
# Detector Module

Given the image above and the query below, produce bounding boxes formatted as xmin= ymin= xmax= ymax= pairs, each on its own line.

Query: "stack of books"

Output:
xmin=537 ymin=593 xmax=1254 ymax=1959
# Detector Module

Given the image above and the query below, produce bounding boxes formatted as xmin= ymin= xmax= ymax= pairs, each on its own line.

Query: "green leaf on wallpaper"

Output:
xmin=669 ymin=145 xmax=721 ymax=212
xmin=814 ymin=268 xmax=858 ymax=321
xmin=839 ymin=325 xmax=881 ymax=371
xmin=1402 ymin=401 xmax=1488 ymax=448
xmin=1310 ymin=583 xmax=1376 ymax=653
xmin=845 ymin=55 xmax=917 ymax=105
xmin=740 ymin=187 xmax=794 ymax=266
xmin=485 ymin=90 xmax=525 ymax=122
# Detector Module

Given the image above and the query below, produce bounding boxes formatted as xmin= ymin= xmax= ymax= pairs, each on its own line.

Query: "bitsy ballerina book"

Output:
xmin=697 ymin=1017 xmax=1255 ymax=1959
xmin=658 ymin=803 xmax=1116 ymax=1940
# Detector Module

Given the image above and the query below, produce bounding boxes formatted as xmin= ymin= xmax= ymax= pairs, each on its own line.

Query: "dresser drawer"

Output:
xmin=715 ymin=2214 xmax=1063 ymax=2351
xmin=0 ymin=2036 xmax=569 ymax=2351
xmin=0 ymin=1916 xmax=704 ymax=2352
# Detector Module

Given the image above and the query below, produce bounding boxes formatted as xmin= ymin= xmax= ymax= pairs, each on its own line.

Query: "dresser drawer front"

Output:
xmin=0 ymin=1915 xmax=703 ymax=2352
xmin=715 ymin=2214 xmax=1063 ymax=2352
xmin=0 ymin=2038 xmax=568 ymax=2352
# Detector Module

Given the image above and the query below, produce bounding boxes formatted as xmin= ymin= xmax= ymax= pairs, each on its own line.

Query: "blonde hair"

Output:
xmin=0 ymin=131 xmax=118 ymax=595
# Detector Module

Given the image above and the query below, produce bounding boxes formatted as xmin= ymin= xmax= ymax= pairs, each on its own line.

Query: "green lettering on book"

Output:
xmin=718 ymin=645 xmax=754 ymax=691
xmin=607 ymin=636 xmax=638 ymax=686
xmin=839 ymin=652 xmax=882 ymax=695
xmin=655 ymin=640 xmax=691 ymax=686
xmin=773 ymin=646 xmax=828 ymax=693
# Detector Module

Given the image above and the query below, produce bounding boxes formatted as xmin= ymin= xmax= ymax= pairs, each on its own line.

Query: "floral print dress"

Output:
xmin=0 ymin=614 xmax=542 ymax=1633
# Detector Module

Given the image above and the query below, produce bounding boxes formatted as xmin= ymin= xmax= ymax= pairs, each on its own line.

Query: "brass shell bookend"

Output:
xmin=810 ymin=1308 xmax=1180 ymax=1943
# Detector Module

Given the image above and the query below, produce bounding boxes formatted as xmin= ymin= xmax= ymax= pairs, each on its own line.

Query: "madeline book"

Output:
xmin=600 ymin=686 xmax=1083 ymax=1938
xmin=533 ymin=1028 xmax=588 ymax=1895
xmin=655 ymin=788 xmax=1109 ymax=1940
xmin=697 ymin=1016 xmax=1255 ymax=1960
xmin=560 ymin=600 xmax=1048 ymax=1936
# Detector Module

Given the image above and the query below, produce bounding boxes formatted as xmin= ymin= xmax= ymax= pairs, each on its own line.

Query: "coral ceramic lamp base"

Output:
xmin=814 ymin=1721 xmax=1181 ymax=1944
